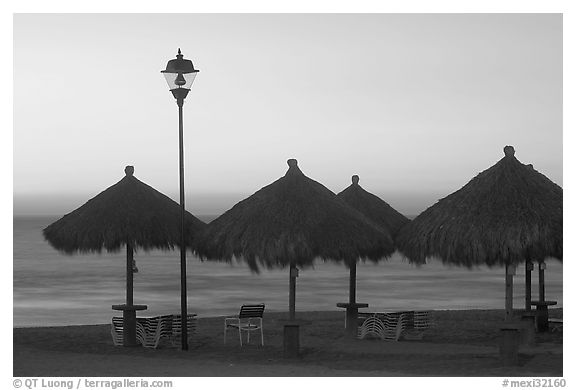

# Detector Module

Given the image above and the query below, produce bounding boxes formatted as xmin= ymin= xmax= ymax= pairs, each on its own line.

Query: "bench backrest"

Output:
xmin=239 ymin=304 xmax=265 ymax=319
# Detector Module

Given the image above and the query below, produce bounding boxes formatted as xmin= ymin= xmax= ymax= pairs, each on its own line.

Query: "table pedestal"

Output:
xmin=337 ymin=302 xmax=369 ymax=334
xmin=112 ymin=304 xmax=148 ymax=347
xmin=531 ymin=300 xmax=557 ymax=332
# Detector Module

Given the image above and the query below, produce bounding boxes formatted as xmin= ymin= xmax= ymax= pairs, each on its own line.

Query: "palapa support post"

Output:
xmin=111 ymin=240 xmax=147 ymax=347
xmin=525 ymin=260 xmax=533 ymax=311
xmin=505 ymin=263 xmax=515 ymax=322
xmin=500 ymin=263 xmax=520 ymax=364
xmin=124 ymin=242 xmax=137 ymax=346
xmin=284 ymin=262 xmax=300 ymax=358
xmin=534 ymin=262 xmax=551 ymax=332
xmin=521 ymin=259 xmax=537 ymax=342
xmin=127 ymin=242 xmax=134 ymax=306
xmin=345 ymin=262 xmax=359 ymax=335
xmin=337 ymin=260 xmax=369 ymax=333
xmin=538 ymin=261 xmax=545 ymax=303
xmin=289 ymin=263 xmax=297 ymax=321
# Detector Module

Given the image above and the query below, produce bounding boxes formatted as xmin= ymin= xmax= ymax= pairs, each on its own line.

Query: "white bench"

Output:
xmin=224 ymin=304 xmax=265 ymax=346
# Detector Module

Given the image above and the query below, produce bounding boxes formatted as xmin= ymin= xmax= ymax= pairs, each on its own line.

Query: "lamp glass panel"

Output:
xmin=163 ymin=72 xmax=197 ymax=90
xmin=181 ymin=72 xmax=197 ymax=89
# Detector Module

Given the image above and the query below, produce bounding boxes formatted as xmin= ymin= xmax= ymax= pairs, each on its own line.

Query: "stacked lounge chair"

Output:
xmin=357 ymin=311 xmax=431 ymax=341
xmin=111 ymin=313 xmax=198 ymax=348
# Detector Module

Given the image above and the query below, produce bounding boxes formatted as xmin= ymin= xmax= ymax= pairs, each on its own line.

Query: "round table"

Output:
xmin=336 ymin=302 xmax=369 ymax=332
xmin=112 ymin=304 xmax=148 ymax=346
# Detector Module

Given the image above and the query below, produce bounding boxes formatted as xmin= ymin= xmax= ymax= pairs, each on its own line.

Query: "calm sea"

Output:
xmin=13 ymin=216 xmax=563 ymax=327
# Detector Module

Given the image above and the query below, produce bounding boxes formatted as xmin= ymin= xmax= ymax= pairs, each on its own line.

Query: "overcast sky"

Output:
xmin=13 ymin=13 xmax=562 ymax=216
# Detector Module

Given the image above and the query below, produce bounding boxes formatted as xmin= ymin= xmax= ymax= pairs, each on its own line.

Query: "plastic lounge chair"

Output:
xmin=136 ymin=315 xmax=173 ymax=349
xmin=549 ymin=318 xmax=563 ymax=332
xmin=385 ymin=313 xmax=407 ymax=341
xmin=112 ymin=316 xmax=148 ymax=347
xmin=111 ymin=316 xmax=124 ymax=346
xmin=402 ymin=311 xmax=431 ymax=340
xmin=171 ymin=314 xmax=198 ymax=345
xmin=357 ymin=315 xmax=386 ymax=340
xmin=224 ymin=304 xmax=265 ymax=346
xmin=413 ymin=311 xmax=431 ymax=329
xmin=357 ymin=312 xmax=406 ymax=341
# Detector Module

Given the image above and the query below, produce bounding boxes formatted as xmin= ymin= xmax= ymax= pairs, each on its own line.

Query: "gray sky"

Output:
xmin=13 ymin=13 xmax=562 ymax=216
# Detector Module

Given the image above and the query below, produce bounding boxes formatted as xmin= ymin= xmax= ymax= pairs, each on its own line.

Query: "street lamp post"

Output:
xmin=161 ymin=48 xmax=199 ymax=351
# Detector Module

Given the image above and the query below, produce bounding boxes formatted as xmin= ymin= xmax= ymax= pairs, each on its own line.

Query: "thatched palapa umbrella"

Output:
xmin=339 ymin=175 xmax=409 ymax=237
xmin=337 ymin=175 xmax=410 ymax=330
xmin=396 ymin=146 xmax=562 ymax=322
xmin=44 ymin=166 xmax=206 ymax=346
xmin=195 ymin=159 xmax=395 ymax=355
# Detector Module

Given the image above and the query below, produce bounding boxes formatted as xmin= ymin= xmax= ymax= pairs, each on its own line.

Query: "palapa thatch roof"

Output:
xmin=338 ymin=175 xmax=409 ymax=238
xmin=43 ymin=166 xmax=206 ymax=254
xmin=194 ymin=159 xmax=395 ymax=271
xmin=396 ymin=146 xmax=562 ymax=267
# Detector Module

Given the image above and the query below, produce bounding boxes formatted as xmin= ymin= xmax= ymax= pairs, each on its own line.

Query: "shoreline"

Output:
xmin=14 ymin=309 xmax=562 ymax=377
xmin=13 ymin=306 xmax=563 ymax=329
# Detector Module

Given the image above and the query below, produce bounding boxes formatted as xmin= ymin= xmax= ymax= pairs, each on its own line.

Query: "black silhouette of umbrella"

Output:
xmin=44 ymin=166 xmax=206 ymax=345
xmin=396 ymin=146 xmax=562 ymax=321
xmin=337 ymin=175 xmax=410 ymax=329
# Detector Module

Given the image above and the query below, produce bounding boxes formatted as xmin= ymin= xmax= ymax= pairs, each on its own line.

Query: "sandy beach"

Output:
xmin=13 ymin=309 xmax=562 ymax=377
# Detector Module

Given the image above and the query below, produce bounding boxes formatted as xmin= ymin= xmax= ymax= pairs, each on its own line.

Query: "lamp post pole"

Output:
xmin=177 ymin=96 xmax=188 ymax=350
xmin=161 ymin=49 xmax=199 ymax=351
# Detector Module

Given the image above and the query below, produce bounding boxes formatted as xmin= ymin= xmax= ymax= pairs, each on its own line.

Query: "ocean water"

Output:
xmin=14 ymin=216 xmax=563 ymax=327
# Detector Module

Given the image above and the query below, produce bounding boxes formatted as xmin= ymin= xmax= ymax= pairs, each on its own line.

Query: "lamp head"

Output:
xmin=161 ymin=48 xmax=199 ymax=92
